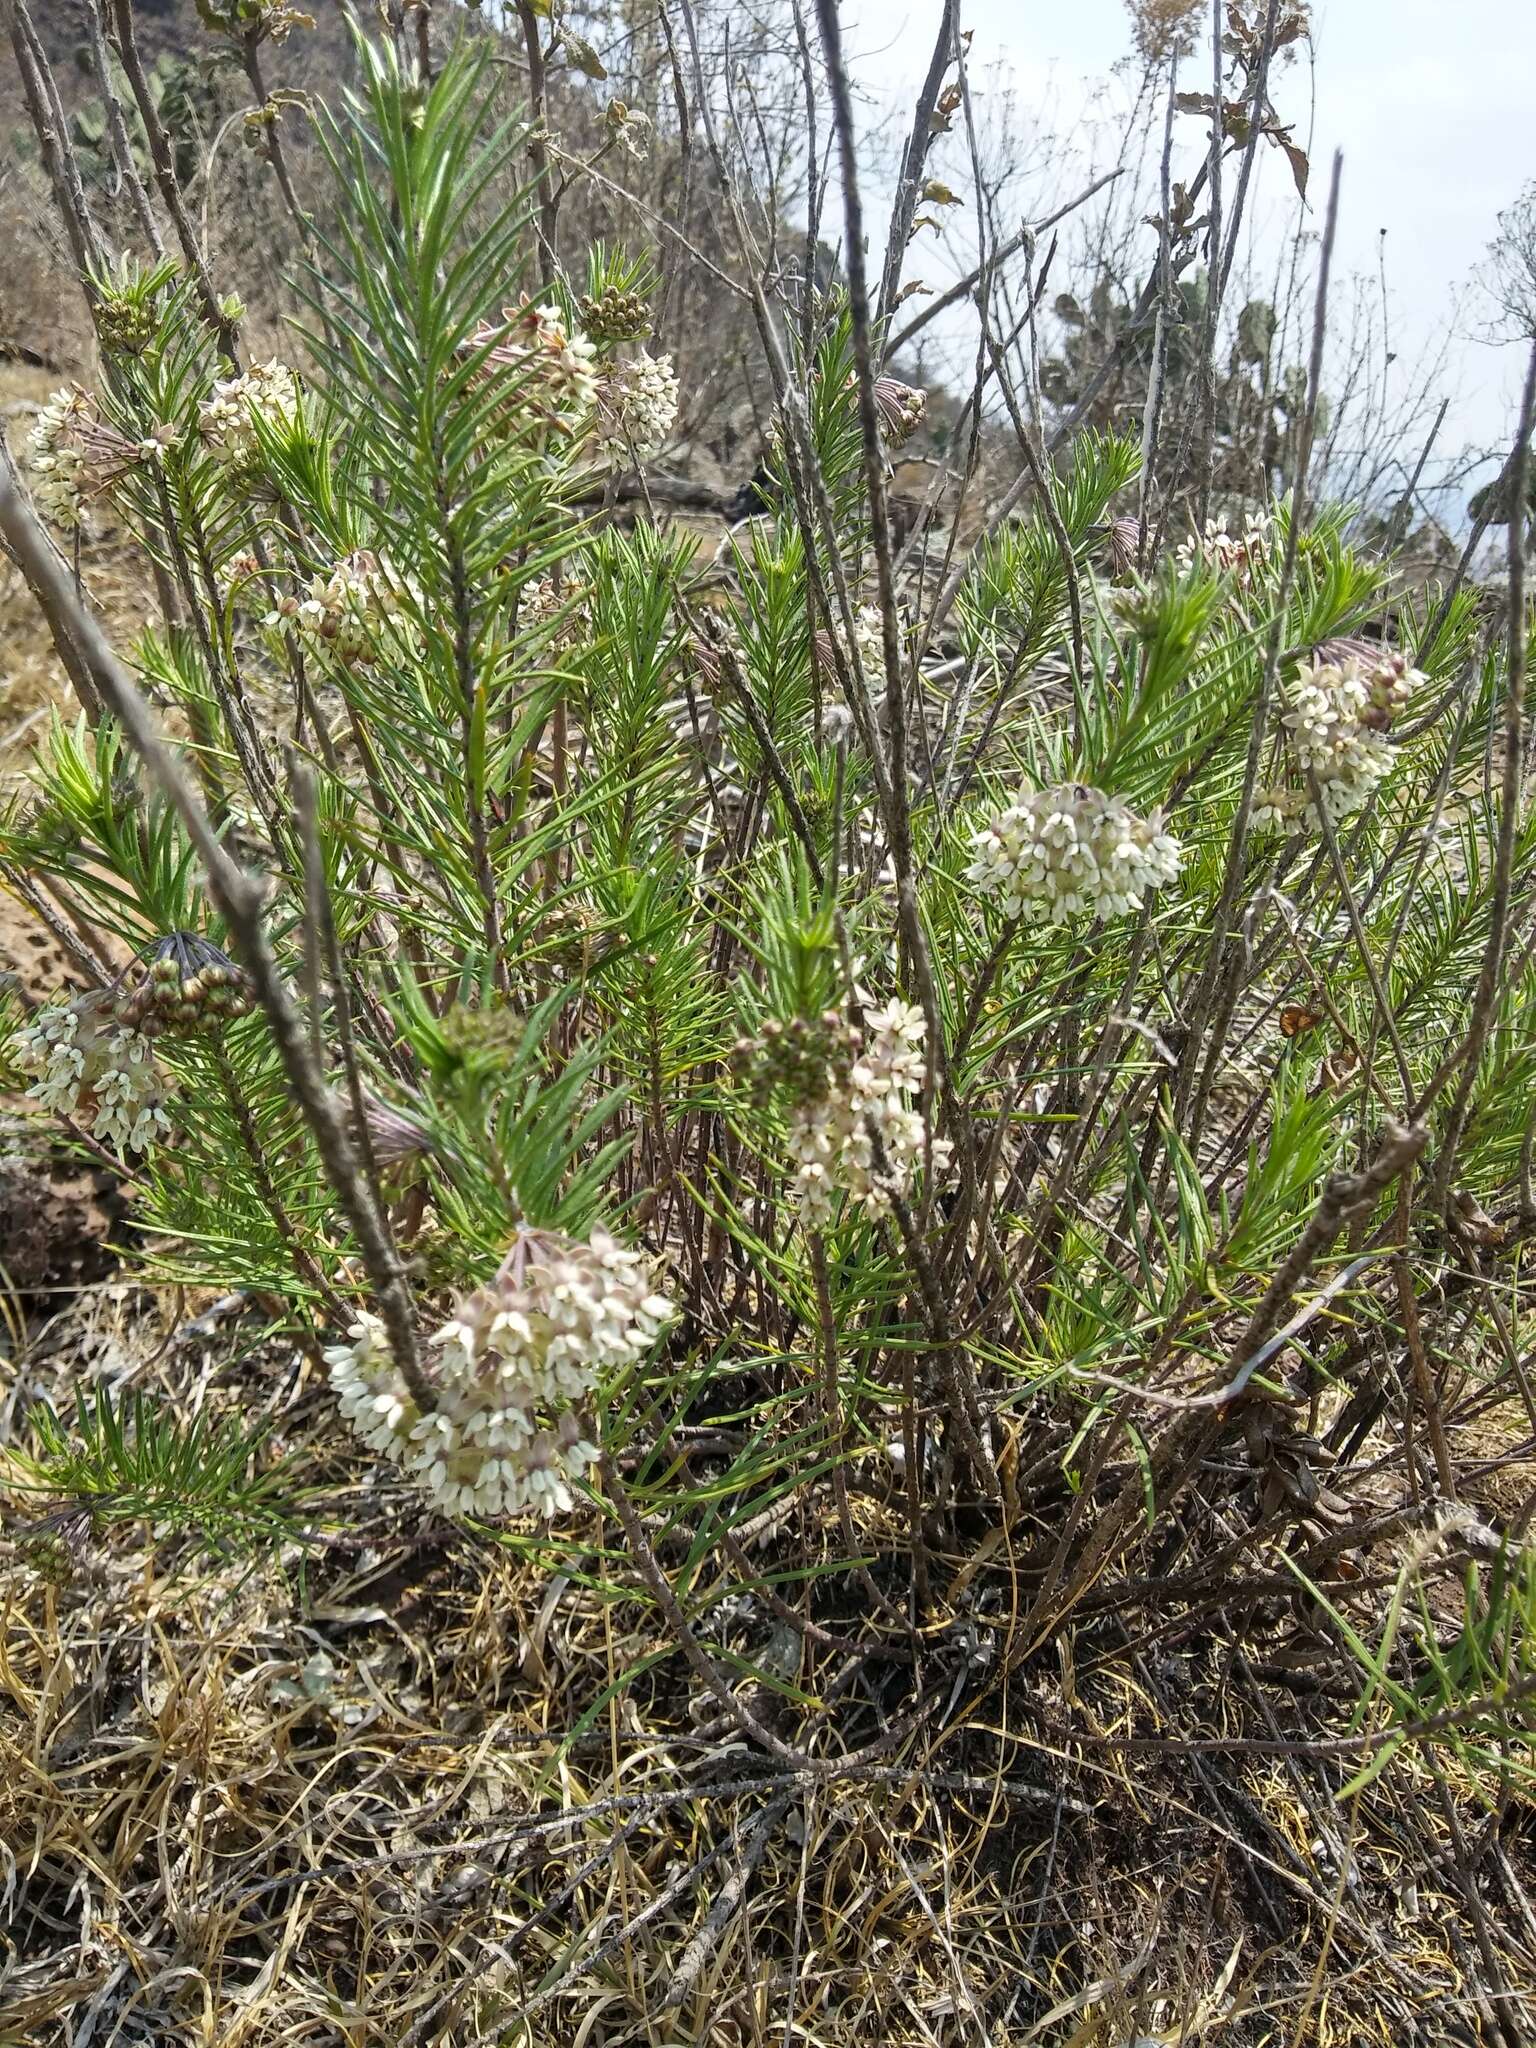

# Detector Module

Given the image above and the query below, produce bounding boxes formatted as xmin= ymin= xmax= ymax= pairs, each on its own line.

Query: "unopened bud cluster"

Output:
xmin=1254 ymin=647 xmax=1417 ymax=834
xmin=14 ymin=994 xmax=169 ymax=1154
xmin=534 ymin=900 xmax=624 ymax=973
xmin=690 ymin=631 xmax=728 ymax=698
xmin=968 ymin=784 xmax=1182 ymax=924
xmin=325 ymin=1226 xmax=674 ymax=1519
xmin=265 ymin=549 xmax=417 ymax=665
xmin=198 ymin=359 xmax=300 ymax=468
xmin=437 ymin=1000 xmax=526 ymax=1066
xmin=872 ymin=375 xmax=927 ymax=447
xmin=784 ymin=999 xmax=950 ymax=1229
xmin=580 ymin=284 xmax=652 ymax=342
xmin=360 ymin=1094 xmax=435 ymax=1176
xmin=1102 ymin=514 xmax=1143 ymax=579
xmin=732 ymin=1008 xmax=860 ymax=1109
xmin=96 ymin=292 xmax=160 ymax=357
xmin=116 ymin=937 xmax=253 ymax=1038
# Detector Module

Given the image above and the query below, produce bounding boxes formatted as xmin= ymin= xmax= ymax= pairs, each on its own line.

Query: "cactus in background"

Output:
xmin=71 ymin=48 xmax=215 ymax=193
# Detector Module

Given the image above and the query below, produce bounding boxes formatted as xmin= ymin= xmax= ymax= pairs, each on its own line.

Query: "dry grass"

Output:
xmin=2 ymin=1281 xmax=1532 ymax=2047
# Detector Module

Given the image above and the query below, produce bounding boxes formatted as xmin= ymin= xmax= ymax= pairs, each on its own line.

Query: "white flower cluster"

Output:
xmin=516 ymin=572 xmax=593 ymax=646
xmin=815 ymin=605 xmax=888 ymax=704
xmin=851 ymin=604 xmax=886 ymax=679
xmin=198 ymin=359 xmax=300 ymax=467
xmin=1177 ymin=512 xmax=1273 ymax=589
xmin=522 ymin=303 xmax=599 ymax=412
xmin=594 ymin=351 xmax=679 ymax=460
xmin=265 ymin=549 xmax=417 ymax=665
xmin=29 ymin=387 xmax=170 ymax=530
xmin=872 ymin=375 xmax=926 ymax=447
xmin=471 ymin=302 xmax=598 ymax=438
xmin=325 ymin=1226 xmax=674 ymax=1519
xmin=1254 ymin=650 xmax=1413 ymax=834
xmin=13 ymin=997 xmax=170 ymax=1153
xmin=967 ymin=784 xmax=1182 ymax=925
xmin=28 ymin=388 xmax=94 ymax=528
xmin=789 ymin=1000 xmax=950 ymax=1230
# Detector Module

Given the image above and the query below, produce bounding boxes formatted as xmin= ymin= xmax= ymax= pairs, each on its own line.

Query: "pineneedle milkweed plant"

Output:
xmin=1 ymin=15 xmax=1534 ymax=1786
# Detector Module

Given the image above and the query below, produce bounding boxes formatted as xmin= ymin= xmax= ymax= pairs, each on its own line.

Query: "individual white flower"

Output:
xmin=264 ymin=549 xmax=418 ymax=665
xmin=198 ymin=359 xmax=300 ymax=468
xmin=594 ymin=351 xmax=679 ymax=461
xmin=1176 ymin=511 xmax=1273 ymax=589
xmin=329 ymin=1226 xmax=673 ymax=1521
xmin=12 ymin=995 xmax=171 ymax=1153
xmin=967 ymin=784 xmax=1182 ymax=925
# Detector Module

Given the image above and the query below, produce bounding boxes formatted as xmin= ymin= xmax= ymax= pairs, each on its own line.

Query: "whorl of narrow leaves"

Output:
xmin=12 ymin=1388 xmax=289 ymax=1554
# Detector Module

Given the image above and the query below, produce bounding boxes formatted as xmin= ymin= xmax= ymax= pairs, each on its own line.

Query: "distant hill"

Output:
xmin=25 ymin=0 xmax=359 ymax=96
xmin=30 ymin=0 xmax=358 ymax=74
xmin=0 ymin=2 xmax=366 ymax=367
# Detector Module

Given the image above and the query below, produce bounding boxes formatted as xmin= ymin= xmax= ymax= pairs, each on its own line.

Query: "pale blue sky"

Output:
xmin=857 ymin=0 xmax=1536 ymax=515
